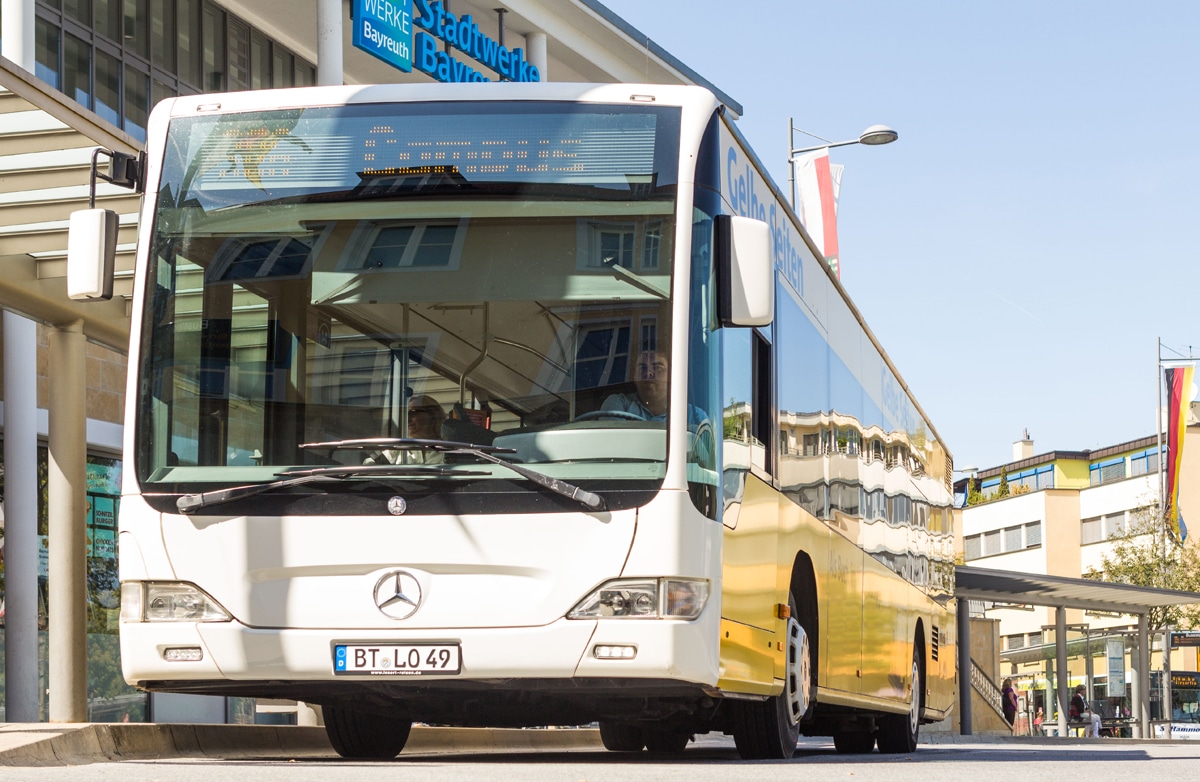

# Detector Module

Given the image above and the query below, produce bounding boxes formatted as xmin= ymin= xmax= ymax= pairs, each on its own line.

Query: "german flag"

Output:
xmin=1165 ymin=364 xmax=1193 ymax=543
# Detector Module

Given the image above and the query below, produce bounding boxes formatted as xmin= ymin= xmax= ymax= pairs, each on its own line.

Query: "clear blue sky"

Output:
xmin=603 ymin=0 xmax=1200 ymax=471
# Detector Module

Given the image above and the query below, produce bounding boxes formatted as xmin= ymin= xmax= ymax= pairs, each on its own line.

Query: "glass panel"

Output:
xmin=95 ymin=0 xmax=120 ymax=42
xmin=152 ymin=78 xmax=175 ymax=108
xmin=295 ymin=59 xmax=314 ymax=87
xmin=250 ymin=32 xmax=270 ymax=89
xmin=137 ymin=103 xmax=681 ymax=512
xmin=177 ymin=0 xmax=201 ymax=87
xmin=94 ymin=48 xmax=121 ymax=127
xmin=1004 ymin=525 xmax=1021 ymax=552
xmin=123 ymin=0 xmax=150 ymax=58
xmin=1025 ymin=521 xmax=1042 ymax=547
xmin=64 ymin=0 xmax=92 ymax=25
xmin=64 ymin=33 xmax=91 ymax=108
xmin=35 ymin=18 xmax=61 ymax=89
xmin=124 ymin=64 xmax=149 ymax=141
xmin=272 ymin=48 xmax=293 ymax=88
xmin=202 ymin=2 xmax=225 ymax=92
xmin=151 ymin=0 xmax=174 ymax=71
xmin=227 ymin=18 xmax=249 ymax=90
xmin=964 ymin=535 xmax=981 ymax=561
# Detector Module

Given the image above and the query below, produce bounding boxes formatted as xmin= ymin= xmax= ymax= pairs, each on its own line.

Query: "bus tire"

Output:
xmin=598 ymin=721 xmax=645 ymax=752
xmin=833 ymin=731 xmax=875 ymax=754
xmin=877 ymin=644 xmax=922 ymax=754
xmin=324 ymin=705 xmax=412 ymax=759
xmin=731 ymin=594 xmax=808 ymax=760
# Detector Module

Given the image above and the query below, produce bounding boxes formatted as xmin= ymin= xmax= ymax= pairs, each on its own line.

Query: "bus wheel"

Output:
xmin=598 ymin=721 xmax=645 ymax=752
xmin=877 ymin=648 xmax=921 ymax=754
xmin=732 ymin=595 xmax=809 ymax=759
xmin=833 ymin=732 xmax=875 ymax=754
xmin=323 ymin=705 xmax=412 ymax=759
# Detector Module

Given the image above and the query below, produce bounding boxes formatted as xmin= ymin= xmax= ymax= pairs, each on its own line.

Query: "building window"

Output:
xmin=1130 ymin=447 xmax=1161 ymax=477
xmin=1089 ymin=457 xmax=1126 ymax=485
xmin=963 ymin=521 xmax=1042 ymax=561
xmin=964 ymin=534 xmax=982 ymax=561
xmin=1009 ymin=464 xmax=1054 ymax=492
xmin=1082 ymin=511 xmax=1129 ymax=545
xmin=30 ymin=0 xmax=315 ymax=141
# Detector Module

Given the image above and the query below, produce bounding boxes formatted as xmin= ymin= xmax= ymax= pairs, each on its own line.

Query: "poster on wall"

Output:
xmin=1107 ymin=638 xmax=1126 ymax=697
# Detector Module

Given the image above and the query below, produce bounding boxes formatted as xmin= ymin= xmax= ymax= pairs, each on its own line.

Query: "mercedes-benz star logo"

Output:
xmin=373 ymin=570 xmax=423 ymax=620
xmin=387 ymin=496 xmax=407 ymax=516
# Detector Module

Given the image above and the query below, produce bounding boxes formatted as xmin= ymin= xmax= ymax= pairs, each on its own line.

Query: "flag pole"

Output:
xmin=1157 ymin=337 xmax=1166 ymax=558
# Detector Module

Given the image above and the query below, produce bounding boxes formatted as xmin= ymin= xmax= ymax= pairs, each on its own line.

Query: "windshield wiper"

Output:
xmin=175 ymin=464 xmax=484 ymax=514
xmin=300 ymin=438 xmax=606 ymax=512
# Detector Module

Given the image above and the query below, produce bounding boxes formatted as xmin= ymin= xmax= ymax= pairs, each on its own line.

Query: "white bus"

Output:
xmin=95 ymin=82 xmax=957 ymax=758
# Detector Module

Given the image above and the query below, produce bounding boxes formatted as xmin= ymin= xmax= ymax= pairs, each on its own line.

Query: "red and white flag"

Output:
xmin=793 ymin=149 xmax=844 ymax=278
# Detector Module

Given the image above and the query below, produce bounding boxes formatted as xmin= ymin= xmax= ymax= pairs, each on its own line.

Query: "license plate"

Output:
xmin=333 ymin=643 xmax=461 ymax=676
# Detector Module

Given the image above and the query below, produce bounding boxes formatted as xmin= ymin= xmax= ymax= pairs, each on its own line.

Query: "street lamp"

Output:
xmin=955 ymin=465 xmax=979 ymax=508
xmin=787 ymin=119 xmax=898 ymax=210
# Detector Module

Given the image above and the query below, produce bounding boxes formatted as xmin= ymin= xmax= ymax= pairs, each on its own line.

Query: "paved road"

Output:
xmin=3 ymin=734 xmax=1199 ymax=782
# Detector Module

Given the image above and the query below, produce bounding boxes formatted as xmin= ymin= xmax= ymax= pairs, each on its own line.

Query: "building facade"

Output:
xmin=956 ymin=427 xmax=1200 ymax=732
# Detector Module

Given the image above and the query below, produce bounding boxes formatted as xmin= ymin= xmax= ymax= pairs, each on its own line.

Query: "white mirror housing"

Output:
xmin=67 ymin=208 xmax=118 ymax=301
xmin=717 ymin=215 xmax=774 ymax=327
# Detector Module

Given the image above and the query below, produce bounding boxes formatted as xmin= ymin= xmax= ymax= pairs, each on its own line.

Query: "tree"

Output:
xmin=1084 ymin=503 xmax=1200 ymax=635
xmin=996 ymin=471 xmax=1010 ymax=499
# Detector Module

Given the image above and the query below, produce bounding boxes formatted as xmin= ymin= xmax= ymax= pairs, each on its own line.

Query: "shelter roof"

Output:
xmin=956 ymin=565 xmax=1200 ymax=615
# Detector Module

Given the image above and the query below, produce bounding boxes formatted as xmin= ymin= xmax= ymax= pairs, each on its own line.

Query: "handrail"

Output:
xmin=969 ymin=658 xmax=1009 ymax=724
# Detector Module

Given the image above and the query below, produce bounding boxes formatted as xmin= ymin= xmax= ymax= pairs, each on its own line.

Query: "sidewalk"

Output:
xmin=0 ymin=723 xmax=602 ymax=766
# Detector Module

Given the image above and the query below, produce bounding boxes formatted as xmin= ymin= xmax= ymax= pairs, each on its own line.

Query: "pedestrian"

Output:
xmin=1001 ymin=678 xmax=1018 ymax=727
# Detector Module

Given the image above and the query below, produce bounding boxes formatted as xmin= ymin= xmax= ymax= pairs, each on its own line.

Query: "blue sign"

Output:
xmin=414 ymin=0 xmax=541 ymax=83
xmin=353 ymin=0 xmax=414 ymax=73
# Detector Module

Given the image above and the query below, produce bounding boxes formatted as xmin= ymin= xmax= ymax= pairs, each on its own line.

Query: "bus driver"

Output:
xmin=602 ymin=350 xmax=670 ymax=420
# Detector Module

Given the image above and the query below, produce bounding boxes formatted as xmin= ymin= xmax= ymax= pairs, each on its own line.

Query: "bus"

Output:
xmin=80 ymin=82 xmax=957 ymax=759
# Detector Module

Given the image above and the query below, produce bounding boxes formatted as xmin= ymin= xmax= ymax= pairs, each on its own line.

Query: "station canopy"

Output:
xmin=955 ymin=565 xmax=1200 ymax=616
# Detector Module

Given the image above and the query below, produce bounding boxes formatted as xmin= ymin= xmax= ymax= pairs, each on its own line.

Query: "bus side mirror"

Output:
xmin=715 ymin=214 xmax=774 ymax=327
xmin=67 ymin=208 xmax=118 ymax=301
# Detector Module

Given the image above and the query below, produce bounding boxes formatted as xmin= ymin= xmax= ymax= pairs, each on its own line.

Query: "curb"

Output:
xmin=0 ymin=724 xmax=602 ymax=766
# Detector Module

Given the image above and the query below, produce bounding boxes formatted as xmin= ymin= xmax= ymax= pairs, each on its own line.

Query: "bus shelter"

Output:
xmin=954 ymin=565 xmax=1200 ymax=737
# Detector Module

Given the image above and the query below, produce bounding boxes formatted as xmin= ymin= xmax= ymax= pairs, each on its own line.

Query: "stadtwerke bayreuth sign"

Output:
xmin=352 ymin=0 xmax=541 ymax=84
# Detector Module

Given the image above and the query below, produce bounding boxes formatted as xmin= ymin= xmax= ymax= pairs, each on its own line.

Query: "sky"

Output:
xmin=602 ymin=0 xmax=1200 ymax=471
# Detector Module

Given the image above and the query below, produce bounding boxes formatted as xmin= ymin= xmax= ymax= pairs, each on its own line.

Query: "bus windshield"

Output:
xmin=136 ymin=101 xmax=683 ymax=508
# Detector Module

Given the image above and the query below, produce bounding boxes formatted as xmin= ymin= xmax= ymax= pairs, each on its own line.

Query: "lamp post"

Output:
xmin=955 ymin=465 xmax=978 ymax=508
xmin=787 ymin=119 xmax=898 ymax=210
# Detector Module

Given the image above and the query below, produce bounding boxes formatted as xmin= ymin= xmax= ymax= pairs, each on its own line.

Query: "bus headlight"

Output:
xmin=568 ymin=578 xmax=709 ymax=620
xmin=121 ymin=582 xmax=232 ymax=623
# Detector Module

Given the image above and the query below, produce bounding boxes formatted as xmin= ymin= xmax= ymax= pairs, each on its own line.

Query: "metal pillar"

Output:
xmin=316 ymin=0 xmax=344 ymax=86
xmin=47 ymin=321 xmax=87 ymax=722
xmin=1 ymin=0 xmax=37 ymax=71
xmin=1164 ymin=628 xmax=1173 ymax=739
xmin=1138 ymin=613 xmax=1150 ymax=738
xmin=1056 ymin=606 xmax=1068 ymax=735
xmin=3 ymin=311 xmax=40 ymax=721
xmin=956 ymin=597 xmax=972 ymax=735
